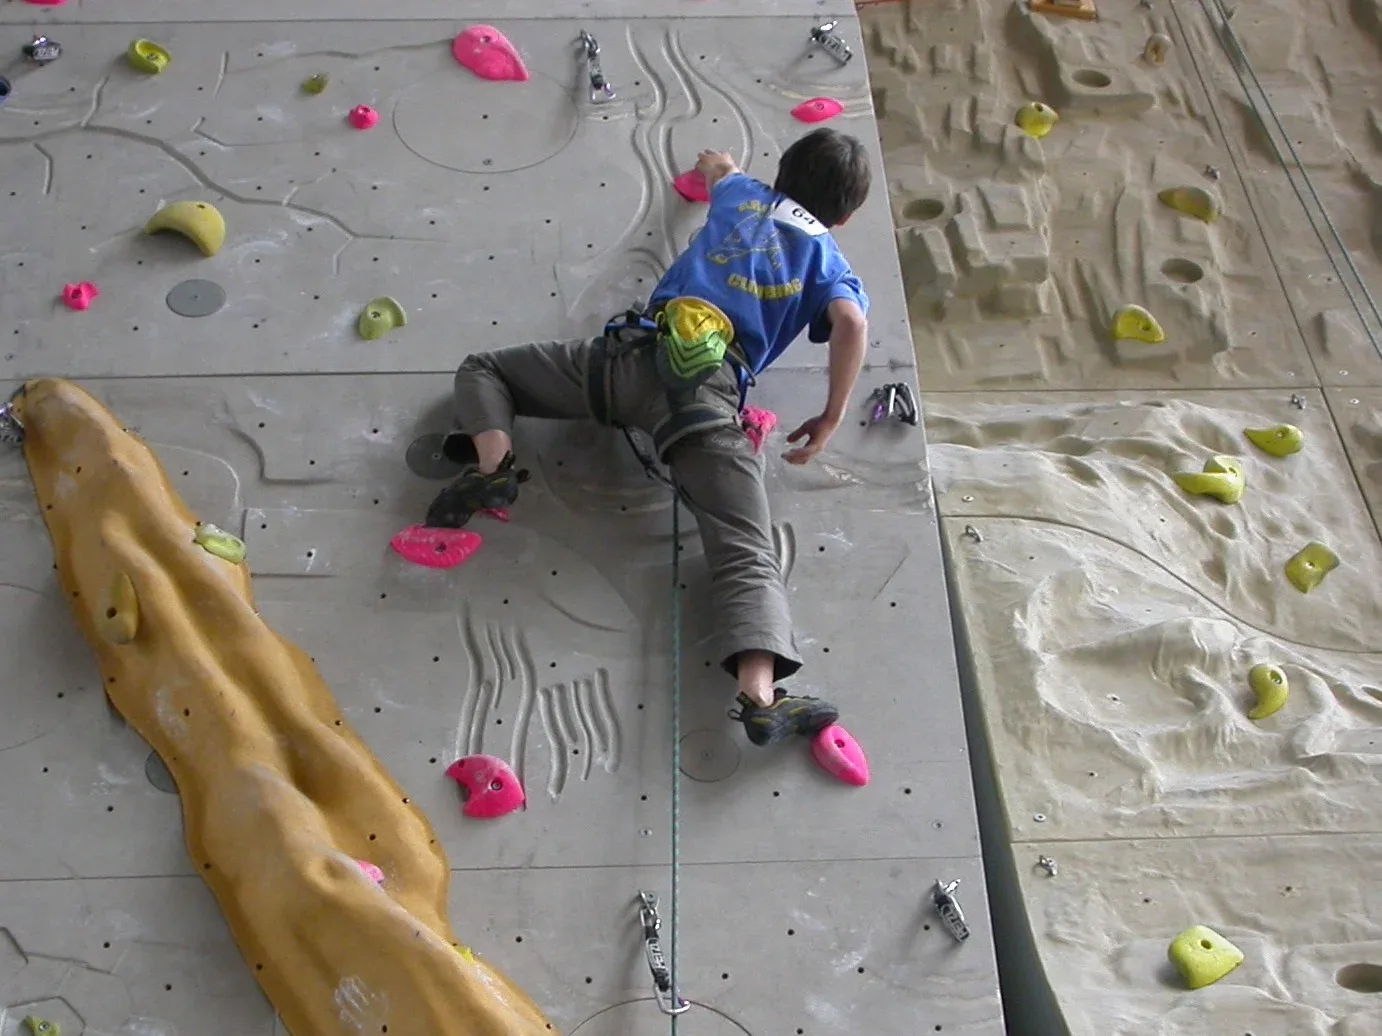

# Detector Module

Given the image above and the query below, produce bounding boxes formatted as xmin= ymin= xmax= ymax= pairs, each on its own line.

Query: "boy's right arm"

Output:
xmin=696 ymin=149 xmax=740 ymax=193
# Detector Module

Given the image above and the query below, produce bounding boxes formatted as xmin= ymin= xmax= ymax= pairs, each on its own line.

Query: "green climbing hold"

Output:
xmin=25 ymin=1017 xmax=59 ymax=1036
xmin=1171 ymin=455 xmax=1245 ymax=504
xmin=302 ymin=72 xmax=329 ymax=95
xmin=1284 ymin=541 xmax=1339 ymax=593
xmin=194 ymin=522 xmax=247 ymax=564
xmin=358 ymin=297 xmax=407 ymax=340
xmin=1244 ymin=423 xmax=1304 ymax=457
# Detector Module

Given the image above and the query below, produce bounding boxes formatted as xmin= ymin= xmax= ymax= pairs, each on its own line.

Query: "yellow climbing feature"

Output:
xmin=14 ymin=378 xmax=554 ymax=1036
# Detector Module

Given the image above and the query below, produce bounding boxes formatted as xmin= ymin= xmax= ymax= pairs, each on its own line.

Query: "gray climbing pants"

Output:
xmin=452 ymin=335 xmax=802 ymax=683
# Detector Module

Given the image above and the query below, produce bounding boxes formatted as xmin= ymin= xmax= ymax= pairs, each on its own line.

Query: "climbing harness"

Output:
xmin=1174 ymin=0 xmax=1382 ymax=359
xmin=590 ymin=297 xmax=749 ymax=466
xmin=867 ymin=381 xmax=919 ymax=426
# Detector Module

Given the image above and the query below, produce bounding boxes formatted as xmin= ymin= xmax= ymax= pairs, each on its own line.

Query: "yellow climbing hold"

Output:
xmin=302 ymin=72 xmax=329 ymax=95
xmin=1247 ymin=663 xmax=1289 ymax=720
xmin=127 ymin=39 xmax=171 ymax=74
xmin=24 ymin=1017 xmax=59 ymax=1036
xmin=97 ymin=571 xmax=140 ymax=645
xmin=458 ymin=945 xmax=477 ymax=963
xmin=1168 ymin=925 xmax=1244 ymax=989
xmin=1157 ymin=185 xmax=1221 ymax=224
xmin=1143 ymin=33 xmax=1172 ymax=65
xmin=1171 ymin=455 xmax=1245 ymax=504
xmin=1244 ymin=424 xmax=1304 ymax=457
xmin=1112 ymin=304 xmax=1165 ymax=343
xmin=1285 ymin=541 xmax=1339 ymax=593
xmin=194 ymin=522 xmax=247 ymax=564
xmin=358 ymin=297 xmax=408 ymax=340
xmin=144 ymin=201 xmax=226 ymax=258
xmin=1015 ymin=101 xmax=1059 ymax=139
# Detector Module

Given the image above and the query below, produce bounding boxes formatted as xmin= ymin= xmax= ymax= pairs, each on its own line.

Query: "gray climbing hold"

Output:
xmin=0 ymin=77 xmax=11 ymax=104
xmin=144 ymin=749 xmax=178 ymax=794
xmin=166 ymin=278 xmax=226 ymax=318
xmin=406 ymin=432 xmax=465 ymax=481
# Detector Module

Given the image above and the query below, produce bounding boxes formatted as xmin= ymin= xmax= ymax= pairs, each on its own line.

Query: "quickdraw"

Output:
xmin=638 ymin=891 xmax=690 ymax=1015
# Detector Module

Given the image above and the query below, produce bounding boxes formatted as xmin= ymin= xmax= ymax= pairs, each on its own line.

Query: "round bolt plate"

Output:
xmin=406 ymin=432 xmax=465 ymax=480
xmin=166 ymin=278 xmax=226 ymax=318
xmin=678 ymin=728 xmax=740 ymax=783
xmin=145 ymin=749 xmax=178 ymax=794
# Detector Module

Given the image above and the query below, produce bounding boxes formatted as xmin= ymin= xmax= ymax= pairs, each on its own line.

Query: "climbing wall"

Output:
xmin=861 ymin=0 xmax=1382 ymax=1032
xmin=0 ymin=5 xmax=1003 ymax=1036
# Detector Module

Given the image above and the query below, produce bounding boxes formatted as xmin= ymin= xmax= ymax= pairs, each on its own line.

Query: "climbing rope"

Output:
xmin=669 ymin=492 xmax=685 ymax=1031
xmin=1175 ymin=0 xmax=1382 ymax=358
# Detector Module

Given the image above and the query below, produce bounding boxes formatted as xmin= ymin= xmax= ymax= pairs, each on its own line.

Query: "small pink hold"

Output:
xmin=811 ymin=724 xmax=870 ymax=787
xmin=62 ymin=282 xmax=100 ymax=311
xmin=445 ymin=755 xmax=525 ymax=819
xmin=348 ymin=105 xmax=379 ymax=130
xmin=23 ymin=0 xmax=68 ymax=5
xmin=741 ymin=406 xmax=778 ymax=454
xmin=355 ymin=860 xmax=386 ymax=885
xmin=792 ymin=97 xmax=845 ymax=124
xmin=478 ymin=508 xmax=510 ymax=523
xmin=452 ymin=25 xmax=530 ymax=82
xmin=390 ymin=525 xmax=482 ymax=569
xmin=673 ymin=170 xmax=710 ymax=204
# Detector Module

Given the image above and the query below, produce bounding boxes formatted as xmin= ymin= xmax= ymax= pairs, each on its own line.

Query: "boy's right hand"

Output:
xmin=696 ymin=149 xmax=738 ymax=190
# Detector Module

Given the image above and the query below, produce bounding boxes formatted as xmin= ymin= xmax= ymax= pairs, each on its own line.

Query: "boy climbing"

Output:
xmin=425 ymin=127 xmax=873 ymax=748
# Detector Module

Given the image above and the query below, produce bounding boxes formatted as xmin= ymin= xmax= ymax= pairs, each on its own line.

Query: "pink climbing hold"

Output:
xmin=452 ymin=25 xmax=529 ymax=82
xmin=445 ymin=755 xmax=525 ymax=819
xmin=673 ymin=170 xmax=710 ymax=204
xmin=478 ymin=508 xmax=510 ymax=523
xmin=741 ymin=406 xmax=778 ymax=454
xmin=23 ymin=0 xmax=68 ymax=5
xmin=811 ymin=724 xmax=870 ymax=787
xmin=348 ymin=105 xmax=379 ymax=130
xmin=791 ymin=97 xmax=845 ymax=124
xmin=62 ymin=282 xmax=100 ymax=311
xmin=355 ymin=860 xmax=386 ymax=885
xmin=389 ymin=525 xmax=482 ymax=569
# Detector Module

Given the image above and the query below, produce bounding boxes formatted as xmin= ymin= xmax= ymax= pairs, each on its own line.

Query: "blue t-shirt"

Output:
xmin=648 ymin=172 xmax=869 ymax=378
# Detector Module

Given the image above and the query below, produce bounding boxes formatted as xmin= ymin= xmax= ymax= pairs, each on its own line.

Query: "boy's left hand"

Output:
xmin=782 ymin=413 xmax=839 ymax=465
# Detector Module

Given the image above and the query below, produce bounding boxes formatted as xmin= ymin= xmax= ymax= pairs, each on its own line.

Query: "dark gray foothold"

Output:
xmin=144 ymin=749 xmax=178 ymax=794
xmin=166 ymin=278 xmax=226 ymax=318
xmin=678 ymin=729 xmax=740 ymax=783
xmin=0 ymin=77 xmax=10 ymax=103
xmin=406 ymin=433 xmax=465 ymax=481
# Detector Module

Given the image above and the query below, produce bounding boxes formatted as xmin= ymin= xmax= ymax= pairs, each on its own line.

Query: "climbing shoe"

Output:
xmin=424 ymin=451 xmax=530 ymax=529
xmin=729 ymin=689 xmax=840 ymax=747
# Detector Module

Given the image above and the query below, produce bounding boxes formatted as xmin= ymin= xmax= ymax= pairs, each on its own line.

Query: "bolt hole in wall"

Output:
xmin=904 ymin=197 xmax=946 ymax=221
xmin=1161 ymin=257 xmax=1204 ymax=284
xmin=1073 ymin=68 xmax=1112 ymax=88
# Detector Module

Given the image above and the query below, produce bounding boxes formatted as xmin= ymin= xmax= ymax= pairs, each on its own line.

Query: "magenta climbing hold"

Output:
xmin=673 ymin=170 xmax=710 ymax=203
xmin=348 ymin=104 xmax=378 ymax=130
xmin=741 ymin=406 xmax=778 ymax=454
xmin=355 ymin=860 xmax=385 ymax=885
xmin=23 ymin=0 xmax=68 ymax=5
xmin=811 ymin=724 xmax=870 ymax=787
xmin=478 ymin=507 xmax=510 ymax=523
xmin=61 ymin=282 xmax=99 ymax=311
xmin=445 ymin=755 xmax=525 ymax=819
xmin=389 ymin=525 xmax=482 ymax=569
xmin=791 ymin=97 xmax=844 ymax=124
xmin=452 ymin=25 xmax=529 ymax=82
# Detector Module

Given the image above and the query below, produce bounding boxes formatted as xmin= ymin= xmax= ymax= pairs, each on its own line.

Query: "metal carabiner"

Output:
xmin=577 ymin=30 xmax=616 ymax=104
xmin=637 ymin=891 xmax=690 ymax=1015
xmin=0 ymin=386 xmax=26 ymax=447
